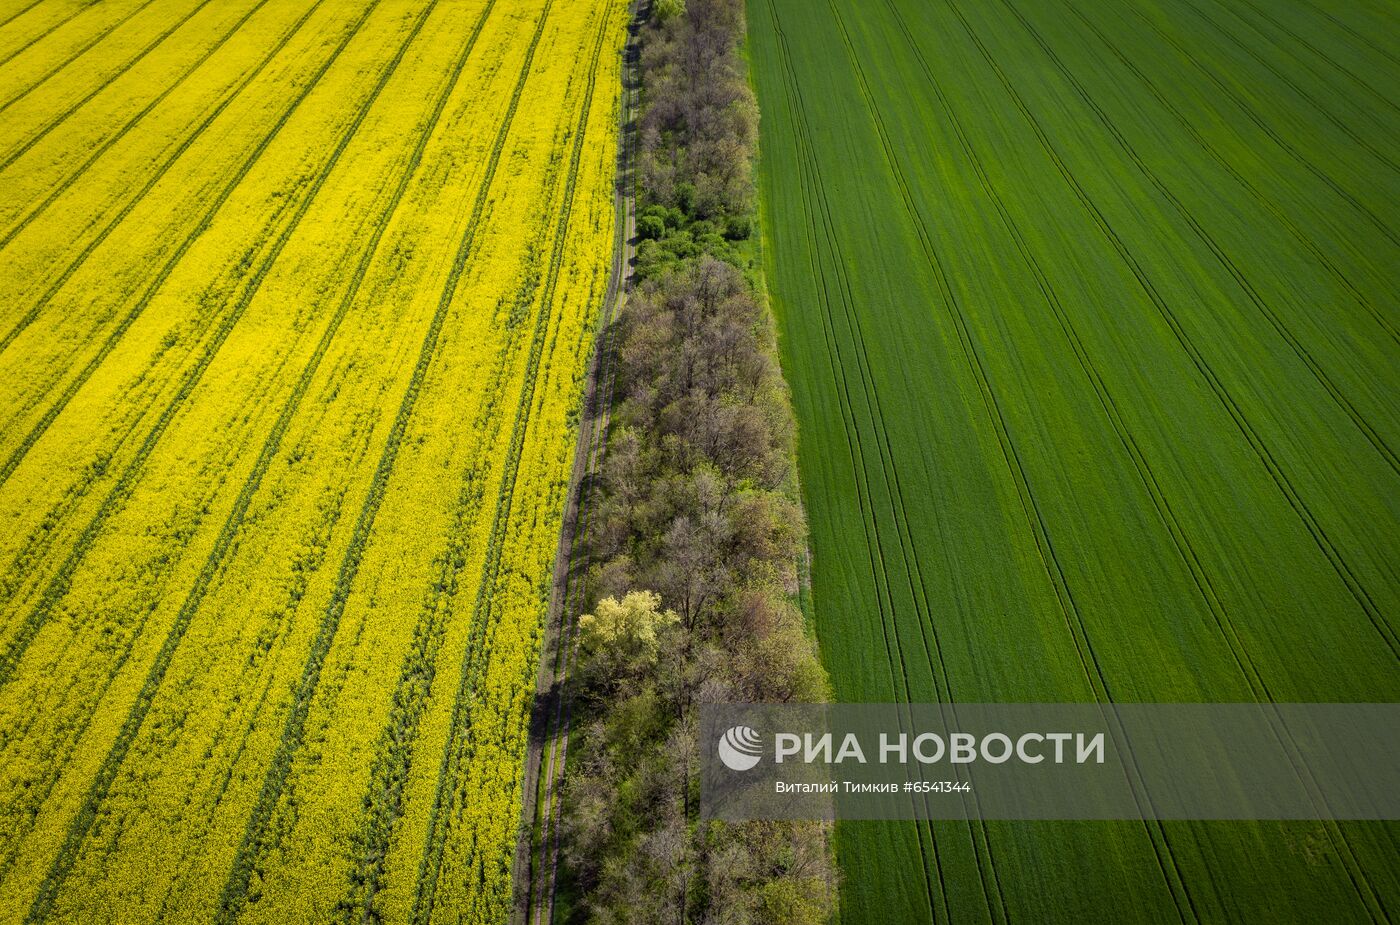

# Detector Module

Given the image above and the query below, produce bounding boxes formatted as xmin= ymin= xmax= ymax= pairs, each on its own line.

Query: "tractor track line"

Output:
xmin=410 ymin=9 xmax=613 ymax=922
xmin=952 ymin=0 xmax=1400 ymax=663
xmin=147 ymin=491 xmax=345 ymax=925
xmin=916 ymin=1 xmax=1389 ymax=915
xmin=1296 ymin=0 xmax=1400 ymax=69
xmin=0 ymin=0 xmax=161 ymax=111
xmin=763 ymin=3 xmax=954 ymax=919
xmin=840 ymin=4 xmax=1177 ymax=920
xmin=529 ymin=256 xmax=619 ymax=925
xmin=950 ymin=0 xmax=1399 ymax=665
xmin=842 ymin=0 xmax=1194 ymax=916
xmin=861 ymin=44 xmax=1037 ymax=922
xmin=16 ymin=1 xmax=442 ymax=916
xmin=853 ymin=0 xmax=1124 ymax=876
xmin=213 ymin=4 xmax=557 ymax=921
xmin=833 ymin=0 xmax=1009 ymax=899
xmin=417 ymin=16 xmax=604 ymax=917
xmin=0 ymin=0 xmax=355 ymax=659
xmin=0 ymin=0 xmax=48 ymax=33
xmin=0 ymin=0 xmax=118 ymax=69
xmin=341 ymin=237 xmax=521 ymax=925
xmin=935 ymin=0 xmax=1243 ymax=694
xmin=0 ymin=0 xmax=333 ymax=500
xmin=1230 ymin=0 xmax=1400 ymax=119
xmin=0 ymin=0 xmax=393 ymax=691
xmin=840 ymin=0 xmax=1195 ymax=918
xmin=922 ymin=12 xmax=1394 ymax=908
xmin=323 ymin=5 xmax=585 ymax=918
xmin=11 ymin=0 xmax=479 ymax=908
xmin=949 ymin=0 xmax=1325 ymax=764
xmin=0 ymin=0 xmax=325 ymax=360
xmin=364 ymin=140 xmax=547 ymax=925
xmin=0 ymin=0 xmax=278 ymax=248
xmin=1056 ymin=0 xmax=1399 ymax=349
xmin=922 ymin=1 xmax=1211 ymax=916
xmin=0 ymin=357 xmax=284 ymax=880
xmin=1121 ymin=1 xmax=1400 ymax=251
xmin=528 ymin=210 xmax=617 ymax=925
xmin=813 ymin=3 xmax=1016 ymax=918
xmin=995 ymin=0 xmax=1392 ymax=914
xmin=0 ymin=0 xmax=216 ymax=172
xmin=1001 ymin=0 xmax=1400 ymax=558
xmin=1174 ymin=0 xmax=1399 ymax=176
xmin=0 ymin=1 xmax=363 ymax=607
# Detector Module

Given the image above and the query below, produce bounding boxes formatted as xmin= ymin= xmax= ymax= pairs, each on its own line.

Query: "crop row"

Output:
xmin=750 ymin=0 xmax=1399 ymax=921
xmin=210 ymin=2 xmax=558 ymax=919
xmin=0 ymin=0 xmax=369 ymax=614
xmin=23 ymin=1 xmax=458 ymax=920
xmin=0 ymin=0 xmax=338 ymax=417
xmin=0 ymin=0 xmax=626 ymax=920
xmin=0 ymin=0 xmax=280 ymax=249
xmin=0 ymin=0 xmax=441 ymax=906
xmin=0 ymin=0 xmax=160 ymax=109
xmin=1 ymin=0 xmax=624 ymax=918
xmin=0 ymin=0 xmax=404 ymax=691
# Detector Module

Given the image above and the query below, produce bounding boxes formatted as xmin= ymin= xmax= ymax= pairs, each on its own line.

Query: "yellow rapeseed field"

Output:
xmin=0 ymin=0 xmax=625 ymax=920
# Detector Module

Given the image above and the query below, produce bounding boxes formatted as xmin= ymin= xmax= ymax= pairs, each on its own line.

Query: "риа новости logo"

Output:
xmin=717 ymin=725 xmax=763 ymax=771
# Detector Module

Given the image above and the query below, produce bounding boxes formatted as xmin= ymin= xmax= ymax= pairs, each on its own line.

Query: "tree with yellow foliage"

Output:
xmin=577 ymin=590 xmax=678 ymax=688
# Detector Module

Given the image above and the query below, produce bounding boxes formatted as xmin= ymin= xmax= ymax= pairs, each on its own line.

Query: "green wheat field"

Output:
xmin=749 ymin=0 xmax=1399 ymax=921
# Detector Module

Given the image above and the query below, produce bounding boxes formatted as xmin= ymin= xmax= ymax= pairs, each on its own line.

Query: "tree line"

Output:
xmin=559 ymin=0 xmax=839 ymax=922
